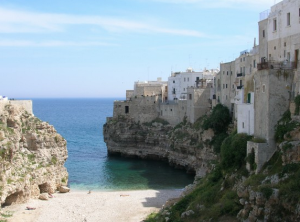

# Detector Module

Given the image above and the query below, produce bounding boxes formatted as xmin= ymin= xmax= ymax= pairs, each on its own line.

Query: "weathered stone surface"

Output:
xmin=103 ymin=117 xmax=217 ymax=178
xmin=0 ymin=103 xmax=68 ymax=206
xmin=181 ymin=210 xmax=194 ymax=218
xmin=39 ymin=193 xmax=49 ymax=200
xmin=59 ymin=186 xmax=70 ymax=193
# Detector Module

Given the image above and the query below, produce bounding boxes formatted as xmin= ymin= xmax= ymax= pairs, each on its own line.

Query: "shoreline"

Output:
xmin=3 ymin=189 xmax=182 ymax=222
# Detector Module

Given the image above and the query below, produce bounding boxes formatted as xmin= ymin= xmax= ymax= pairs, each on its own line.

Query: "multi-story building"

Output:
xmin=168 ymin=68 xmax=216 ymax=101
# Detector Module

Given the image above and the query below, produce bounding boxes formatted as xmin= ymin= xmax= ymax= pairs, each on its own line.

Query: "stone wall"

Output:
xmin=159 ymin=100 xmax=187 ymax=126
xmin=113 ymin=96 xmax=160 ymax=123
xmin=0 ymin=100 xmax=33 ymax=116
xmin=186 ymin=86 xmax=212 ymax=124
xmin=247 ymin=141 xmax=272 ymax=173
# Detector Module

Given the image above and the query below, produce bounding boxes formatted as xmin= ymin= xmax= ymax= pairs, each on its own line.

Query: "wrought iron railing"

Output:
xmin=257 ymin=61 xmax=296 ymax=70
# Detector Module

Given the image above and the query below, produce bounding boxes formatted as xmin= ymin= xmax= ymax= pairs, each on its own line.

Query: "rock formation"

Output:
xmin=103 ymin=117 xmax=217 ymax=178
xmin=0 ymin=103 xmax=68 ymax=206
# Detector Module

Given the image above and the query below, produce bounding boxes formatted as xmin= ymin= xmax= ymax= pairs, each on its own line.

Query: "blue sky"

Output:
xmin=0 ymin=0 xmax=275 ymax=98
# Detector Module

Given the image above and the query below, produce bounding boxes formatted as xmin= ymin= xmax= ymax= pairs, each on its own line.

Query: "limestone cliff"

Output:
xmin=103 ymin=117 xmax=217 ymax=178
xmin=0 ymin=103 xmax=68 ymax=206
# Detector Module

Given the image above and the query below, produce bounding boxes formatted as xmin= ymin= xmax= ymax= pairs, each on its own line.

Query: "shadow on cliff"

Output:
xmin=141 ymin=189 xmax=182 ymax=208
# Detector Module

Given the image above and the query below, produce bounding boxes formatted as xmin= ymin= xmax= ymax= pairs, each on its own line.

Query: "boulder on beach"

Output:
xmin=39 ymin=193 xmax=49 ymax=200
xmin=59 ymin=186 xmax=70 ymax=193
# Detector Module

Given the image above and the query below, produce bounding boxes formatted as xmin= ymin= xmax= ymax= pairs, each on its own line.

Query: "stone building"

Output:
xmin=168 ymin=68 xmax=216 ymax=101
xmin=113 ymin=77 xmax=167 ymax=123
xmin=247 ymin=0 xmax=300 ymax=172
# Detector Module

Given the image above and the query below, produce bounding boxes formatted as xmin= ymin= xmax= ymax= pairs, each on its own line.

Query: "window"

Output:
xmin=189 ymin=94 xmax=192 ymax=100
xmin=170 ymin=109 xmax=172 ymax=111
xmin=253 ymin=60 xmax=256 ymax=68
xmin=184 ymin=78 xmax=186 ymax=82
xmin=125 ymin=106 xmax=129 ymax=114
xmin=243 ymin=57 xmax=245 ymax=61
xmin=161 ymin=110 xmax=163 ymax=116
xmin=287 ymin=52 xmax=291 ymax=61
xmin=262 ymin=30 xmax=265 ymax=38
xmin=226 ymin=95 xmax=227 ymax=100
xmin=227 ymin=71 xmax=228 ymax=75
xmin=242 ymin=122 xmax=245 ymax=128
xmin=274 ymin=46 xmax=276 ymax=50
xmin=187 ymin=78 xmax=189 ymax=81
xmin=273 ymin=18 xmax=277 ymax=31
xmin=232 ymin=84 xmax=234 ymax=89
xmin=284 ymin=42 xmax=286 ymax=47
xmin=284 ymin=50 xmax=286 ymax=58
xmin=287 ymin=12 xmax=291 ymax=26
xmin=231 ymin=71 xmax=233 ymax=75
xmin=183 ymin=88 xmax=185 ymax=91
xmin=262 ymin=84 xmax=266 ymax=93
xmin=223 ymin=84 xmax=225 ymax=89
xmin=240 ymin=58 xmax=242 ymax=62
xmin=226 ymin=84 xmax=228 ymax=88
xmin=173 ymin=80 xmax=175 ymax=83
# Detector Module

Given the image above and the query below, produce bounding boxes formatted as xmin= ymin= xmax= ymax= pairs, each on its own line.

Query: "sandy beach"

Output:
xmin=2 ymin=189 xmax=182 ymax=222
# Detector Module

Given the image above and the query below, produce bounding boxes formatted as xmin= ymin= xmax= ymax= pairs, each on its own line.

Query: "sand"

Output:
xmin=2 ymin=189 xmax=182 ymax=222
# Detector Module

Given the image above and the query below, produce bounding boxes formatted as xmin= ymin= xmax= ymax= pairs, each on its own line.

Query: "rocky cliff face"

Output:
xmin=0 ymin=103 xmax=68 ymax=206
xmin=103 ymin=117 xmax=217 ymax=178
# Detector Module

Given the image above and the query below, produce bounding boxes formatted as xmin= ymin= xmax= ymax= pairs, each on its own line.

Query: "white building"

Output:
xmin=168 ymin=68 xmax=216 ymax=101
xmin=0 ymin=95 xmax=8 ymax=101
xmin=237 ymin=92 xmax=254 ymax=135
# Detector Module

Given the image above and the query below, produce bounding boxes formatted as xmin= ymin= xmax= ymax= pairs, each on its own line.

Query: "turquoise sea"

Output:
xmin=32 ymin=98 xmax=194 ymax=191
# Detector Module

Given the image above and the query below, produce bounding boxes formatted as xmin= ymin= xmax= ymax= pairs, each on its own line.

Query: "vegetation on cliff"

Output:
xmin=143 ymin=105 xmax=300 ymax=222
xmin=0 ymin=103 xmax=68 ymax=213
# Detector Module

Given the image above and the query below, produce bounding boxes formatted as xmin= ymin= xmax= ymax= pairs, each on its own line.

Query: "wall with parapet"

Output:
xmin=113 ymin=96 xmax=160 ymax=123
xmin=0 ymin=100 xmax=33 ymax=115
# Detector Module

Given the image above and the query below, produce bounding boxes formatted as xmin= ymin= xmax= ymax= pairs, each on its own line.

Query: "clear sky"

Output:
xmin=0 ymin=0 xmax=275 ymax=98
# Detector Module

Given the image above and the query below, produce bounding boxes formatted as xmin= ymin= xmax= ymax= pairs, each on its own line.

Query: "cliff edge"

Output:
xmin=104 ymin=116 xmax=217 ymax=178
xmin=0 ymin=102 xmax=68 ymax=207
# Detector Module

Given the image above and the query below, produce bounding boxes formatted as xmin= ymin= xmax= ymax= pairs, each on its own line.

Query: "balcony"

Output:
xmin=257 ymin=61 xmax=296 ymax=71
xmin=237 ymin=85 xmax=243 ymax=90
xmin=236 ymin=73 xmax=244 ymax=77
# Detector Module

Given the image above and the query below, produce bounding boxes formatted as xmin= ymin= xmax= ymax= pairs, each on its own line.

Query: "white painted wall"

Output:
xmin=237 ymin=103 xmax=254 ymax=135
xmin=168 ymin=68 xmax=216 ymax=101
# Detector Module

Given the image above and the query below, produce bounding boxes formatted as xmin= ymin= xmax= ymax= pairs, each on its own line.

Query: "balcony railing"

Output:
xmin=257 ymin=61 xmax=296 ymax=70
xmin=237 ymin=85 xmax=243 ymax=90
xmin=237 ymin=73 xmax=244 ymax=77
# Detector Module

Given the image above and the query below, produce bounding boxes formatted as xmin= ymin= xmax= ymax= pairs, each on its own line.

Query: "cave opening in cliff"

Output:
xmin=38 ymin=182 xmax=50 ymax=194
xmin=2 ymin=191 xmax=23 ymax=207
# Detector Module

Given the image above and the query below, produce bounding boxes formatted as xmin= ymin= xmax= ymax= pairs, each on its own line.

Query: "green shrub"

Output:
xmin=282 ymin=142 xmax=293 ymax=152
xmin=51 ymin=156 xmax=58 ymax=164
xmin=211 ymin=132 xmax=228 ymax=153
xmin=27 ymin=153 xmax=35 ymax=162
xmin=246 ymin=149 xmax=256 ymax=171
xmin=220 ymin=133 xmax=252 ymax=171
xmin=202 ymin=104 xmax=231 ymax=134
xmin=294 ymin=95 xmax=300 ymax=115
xmin=275 ymin=110 xmax=298 ymax=143
xmin=259 ymin=185 xmax=273 ymax=199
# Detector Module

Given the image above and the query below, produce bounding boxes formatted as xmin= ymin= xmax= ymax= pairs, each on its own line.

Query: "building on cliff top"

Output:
xmin=214 ymin=0 xmax=300 ymax=172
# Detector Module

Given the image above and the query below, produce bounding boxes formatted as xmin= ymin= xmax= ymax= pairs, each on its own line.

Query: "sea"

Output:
xmin=32 ymin=98 xmax=194 ymax=191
